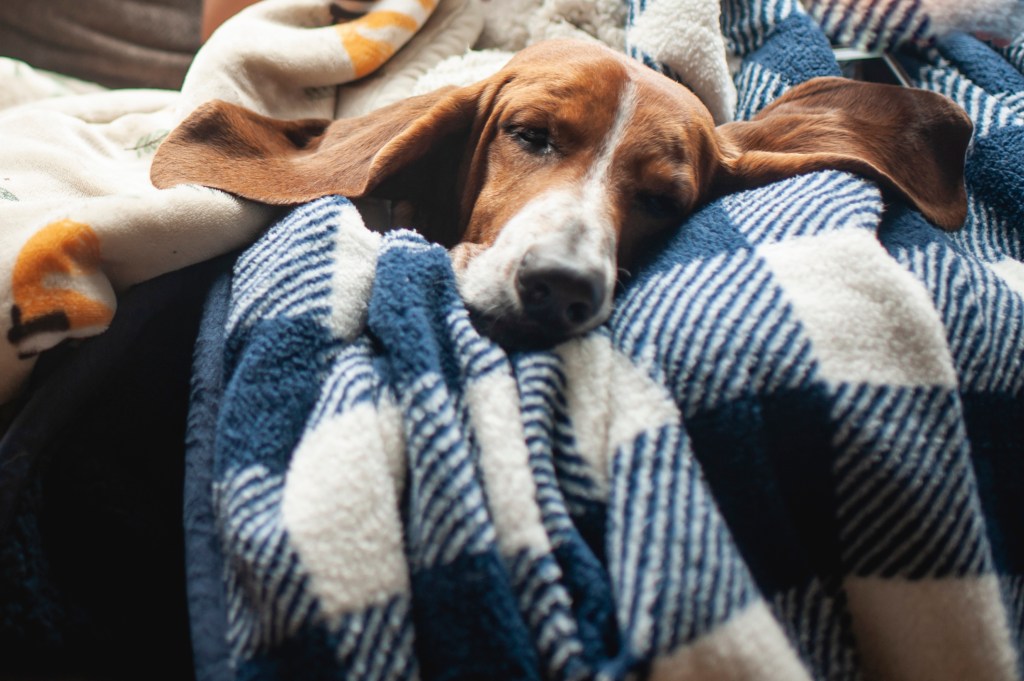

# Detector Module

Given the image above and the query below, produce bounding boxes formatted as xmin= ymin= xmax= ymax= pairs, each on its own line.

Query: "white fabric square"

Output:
xmin=760 ymin=229 xmax=957 ymax=387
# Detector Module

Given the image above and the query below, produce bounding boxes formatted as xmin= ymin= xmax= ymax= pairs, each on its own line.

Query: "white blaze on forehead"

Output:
xmin=456 ymin=79 xmax=638 ymax=323
xmin=582 ymin=78 xmax=638 ymax=223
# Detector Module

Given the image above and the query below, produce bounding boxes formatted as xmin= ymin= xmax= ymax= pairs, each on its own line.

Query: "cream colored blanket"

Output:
xmin=0 ymin=0 xmax=483 ymax=404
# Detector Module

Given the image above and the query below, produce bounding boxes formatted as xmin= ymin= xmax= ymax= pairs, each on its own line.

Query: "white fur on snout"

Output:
xmin=456 ymin=80 xmax=638 ymax=333
xmin=457 ymin=188 xmax=616 ymax=327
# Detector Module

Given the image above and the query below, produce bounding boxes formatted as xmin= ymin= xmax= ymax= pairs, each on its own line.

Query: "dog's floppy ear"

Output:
xmin=150 ymin=84 xmax=484 ymax=204
xmin=711 ymin=77 xmax=973 ymax=231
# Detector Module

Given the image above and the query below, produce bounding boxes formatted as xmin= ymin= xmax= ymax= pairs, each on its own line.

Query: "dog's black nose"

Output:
xmin=516 ymin=252 xmax=606 ymax=334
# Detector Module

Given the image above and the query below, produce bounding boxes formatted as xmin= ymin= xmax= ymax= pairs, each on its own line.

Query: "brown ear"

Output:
xmin=712 ymin=77 xmax=973 ymax=231
xmin=150 ymin=84 xmax=482 ymax=205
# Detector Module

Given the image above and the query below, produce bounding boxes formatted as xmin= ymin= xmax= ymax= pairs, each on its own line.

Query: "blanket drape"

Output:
xmin=185 ymin=2 xmax=1024 ymax=680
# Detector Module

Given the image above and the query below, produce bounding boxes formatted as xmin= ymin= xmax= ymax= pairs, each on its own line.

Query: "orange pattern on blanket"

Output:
xmin=334 ymin=10 xmax=420 ymax=79
xmin=8 ymin=219 xmax=113 ymax=348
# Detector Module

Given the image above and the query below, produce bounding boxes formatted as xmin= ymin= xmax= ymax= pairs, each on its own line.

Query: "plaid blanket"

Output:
xmin=187 ymin=2 xmax=1024 ymax=680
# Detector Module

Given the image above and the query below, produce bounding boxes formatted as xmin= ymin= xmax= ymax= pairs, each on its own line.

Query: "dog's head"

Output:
xmin=151 ymin=39 xmax=972 ymax=348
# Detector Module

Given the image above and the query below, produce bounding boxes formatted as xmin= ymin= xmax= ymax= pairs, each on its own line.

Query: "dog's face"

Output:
xmin=449 ymin=43 xmax=720 ymax=345
xmin=151 ymin=39 xmax=972 ymax=348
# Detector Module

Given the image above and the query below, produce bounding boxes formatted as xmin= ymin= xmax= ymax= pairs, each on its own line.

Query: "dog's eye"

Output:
xmin=634 ymin=192 xmax=682 ymax=219
xmin=508 ymin=125 xmax=553 ymax=154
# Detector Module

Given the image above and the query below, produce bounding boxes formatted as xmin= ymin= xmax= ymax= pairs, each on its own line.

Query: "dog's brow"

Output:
xmin=504 ymin=104 xmax=552 ymax=124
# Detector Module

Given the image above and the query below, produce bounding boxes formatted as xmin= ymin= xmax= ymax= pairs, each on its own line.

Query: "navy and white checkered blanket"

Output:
xmin=185 ymin=2 xmax=1024 ymax=680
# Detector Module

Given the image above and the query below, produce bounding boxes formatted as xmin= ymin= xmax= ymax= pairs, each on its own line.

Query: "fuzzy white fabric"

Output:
xmin=282 ymin=400 xmax=409 ymax=619
xmin=649 ymin=602 xmax=815 ymax=681
xmin=411 ymin=49 xmax=514 ymax=94
xmin=844 ymin=576 xmax=1019 ymax=681
xmin=472 ymin=0 xmax=737 ymax=124
xmin=475 ymin=0 xmax=628 ymax=52
xmin=760 ymin=229 xmax=958 ymax=387
xmin=556 ymin=334 xmax=682 ymax=496
xmin=626 ymin=0 xmax=737 ymax=123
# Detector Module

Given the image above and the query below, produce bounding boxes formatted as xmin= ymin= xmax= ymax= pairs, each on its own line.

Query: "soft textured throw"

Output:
xmin=184 ymin=2 xmax=1024 ymax=681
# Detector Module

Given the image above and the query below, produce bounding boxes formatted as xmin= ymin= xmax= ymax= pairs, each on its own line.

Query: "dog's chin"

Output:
xmin=468 ymin=308 xmax=579 ymax=351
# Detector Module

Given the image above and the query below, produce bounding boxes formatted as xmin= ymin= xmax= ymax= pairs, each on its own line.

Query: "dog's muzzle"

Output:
xmin=515 ymin=249 xmax=606 ymax=336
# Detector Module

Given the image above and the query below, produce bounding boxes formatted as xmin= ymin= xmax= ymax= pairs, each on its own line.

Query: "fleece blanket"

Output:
xmin=184 ymin=3 xmax=1024 ymax=681
xmin=0 ymin=0 xmax=488 ymax=405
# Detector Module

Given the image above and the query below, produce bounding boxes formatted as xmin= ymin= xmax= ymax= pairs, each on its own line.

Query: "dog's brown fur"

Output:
xmin=151 ymin=39 xmax=972 ymax=344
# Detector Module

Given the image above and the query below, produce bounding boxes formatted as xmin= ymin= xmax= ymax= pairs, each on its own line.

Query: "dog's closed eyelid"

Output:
xmin=504 ymin=124 xmax=556 ymax=155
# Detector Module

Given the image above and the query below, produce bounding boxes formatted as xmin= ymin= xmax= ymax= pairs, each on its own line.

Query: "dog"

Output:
xmin=151 ymin=39 xmax=972 ymax=348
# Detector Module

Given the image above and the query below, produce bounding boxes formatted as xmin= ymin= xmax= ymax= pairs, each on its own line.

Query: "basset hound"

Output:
xmin=151 ymin=39 xmax=972 ymax=348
